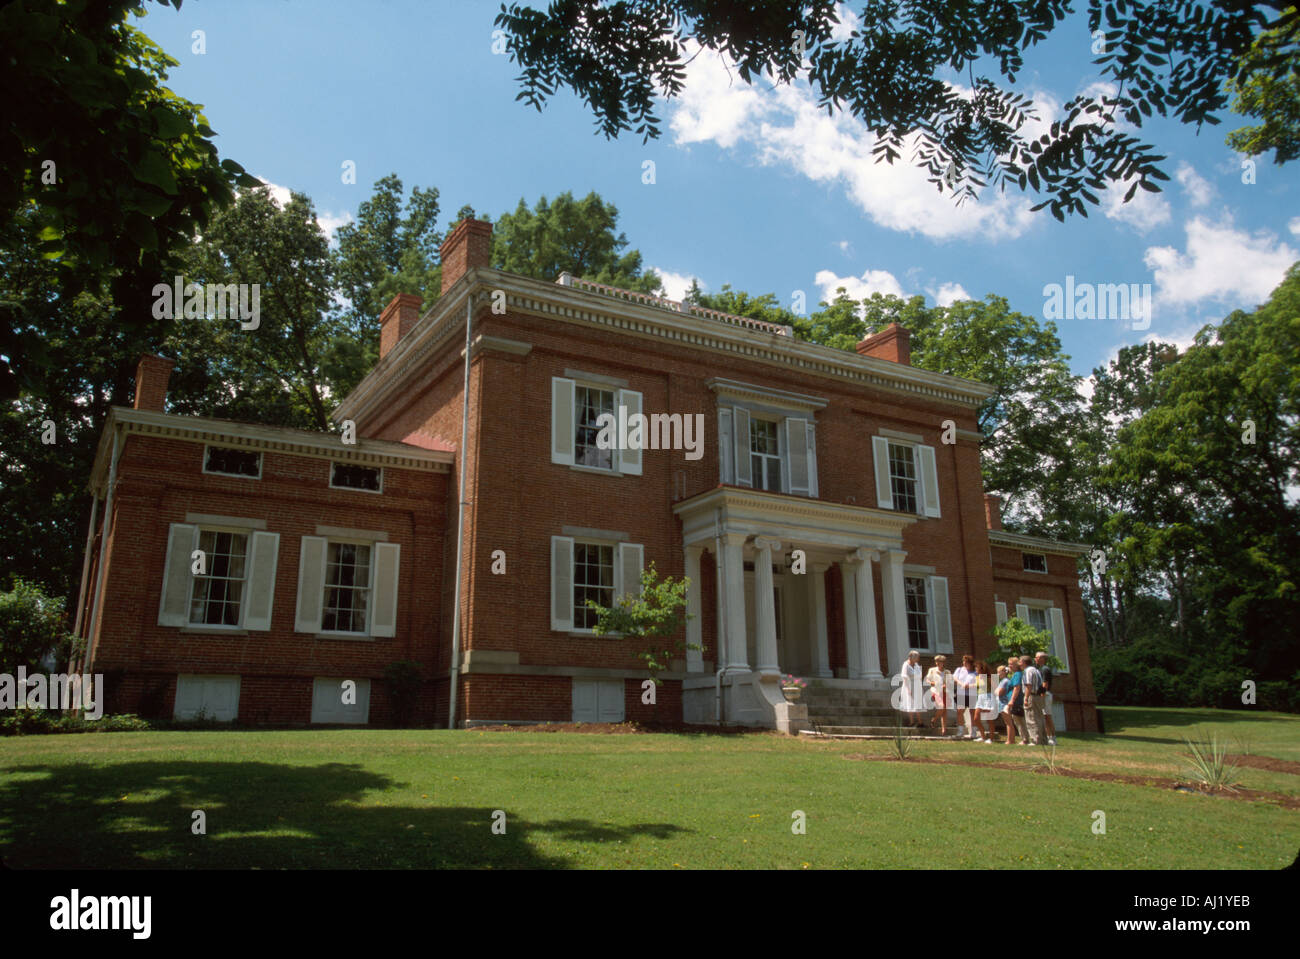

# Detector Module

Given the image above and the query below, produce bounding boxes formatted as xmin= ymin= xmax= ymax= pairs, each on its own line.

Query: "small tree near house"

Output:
xmin=988 ymin=617 xmax=1064 ymax=674
xmin=585 ymin=561 xmax=697 ymax=686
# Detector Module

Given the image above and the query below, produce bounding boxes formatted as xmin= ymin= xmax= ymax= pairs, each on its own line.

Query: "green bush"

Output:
xmin=0 ymin=711 xmax=154 ymax=736
xmin=0 ymin=579 xmax=67 ymax=676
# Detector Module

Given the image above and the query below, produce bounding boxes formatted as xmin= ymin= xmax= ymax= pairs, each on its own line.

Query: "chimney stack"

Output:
xmin=855 ymin=323 xmax=911 ymax=365
xmin=133 ymin=355 xmax=175 ymax=412
xmin=440 ymin=218 xmax=493 ymax=295
xmin=379 ymin=293 xmax=423 ymax=359
xmin=983 ymin=493 xmax=1003 ymax=531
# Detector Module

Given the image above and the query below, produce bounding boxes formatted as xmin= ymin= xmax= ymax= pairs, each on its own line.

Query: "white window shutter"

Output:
xmin=158 ymin=523 xmax=198 ymax=627
xmin=930 ymin=576 xmax=953 ymax=653
xmin=1015 ymin=603 xmax=1030 ymax=623
xmin=295 ymin=536 xmax=328 ymax=633
xmin=617 ymin=542 xmax=644 ymax=604
xmin=618 ymin=388 xmax=643 ymax=475
xmin=718 ymin=409 xmax=734 ymax=484
xmin=995 ymin=601 xmax=1008 ymax=625
xmin=243 ymin=531 xmax=280 ymax=631
xmin=597 ymin=679 xmax=626 ymax=722
xmin=572 ymin=679 xmax=597 ymax=722
xmin=806 ymin=422 xmax=819 ymax=497
xmin=1049 ymin=606 xmax=1070 ymax=672
xmin=871 ymin=436 xmax=893 ymax=508
xmin=918 ymin=444 xmax=941 ymax=517
xmin=550 ymin=536 xmax=575 ymax=631
xmin=733 ymin=407 xmax=752 ymax=486
xmin=551 ymin=377 xmax=575 ymax=466
xmin=370 ymin=542 xmax=401 ymax=638
xmin=784 ymin=417 xmax=810 ymax=495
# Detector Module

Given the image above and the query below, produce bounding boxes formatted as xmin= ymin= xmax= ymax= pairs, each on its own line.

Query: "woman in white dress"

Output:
xmin=897 ymin=650 xmax=924 ymax=728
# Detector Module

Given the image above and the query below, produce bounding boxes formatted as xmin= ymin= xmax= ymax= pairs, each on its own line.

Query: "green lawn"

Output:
xmin=0 ymin=706 xmax=1295 ymax=869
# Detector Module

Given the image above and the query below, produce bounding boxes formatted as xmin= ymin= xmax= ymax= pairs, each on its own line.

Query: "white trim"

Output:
xmin=185 ymin=514 xmax=267 ymax=529
xmin=315 ymin=538 xmax=378 ymax=638
xmin=706 ymin=377 xmax=829 ymax=414
xmin=878 ymin=427 xmax=924 ymax=443
xmin=565 ymin=368 xmax=629 ymax=388
xmin=315 ymin=525 xmax=389 ymax=541
xmin=201 ymin=444 xmax=262 ymax=480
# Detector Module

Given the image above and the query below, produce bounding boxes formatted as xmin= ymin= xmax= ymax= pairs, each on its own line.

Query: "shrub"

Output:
xmin=0 ymin=579 xmax=67 ymax=677
xmin=384 ymin=660 xmax=424 ymax=727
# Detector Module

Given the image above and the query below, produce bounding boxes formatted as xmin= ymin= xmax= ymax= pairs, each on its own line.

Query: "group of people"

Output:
xmin=896 ymin=650 xmax=1057 ymax=746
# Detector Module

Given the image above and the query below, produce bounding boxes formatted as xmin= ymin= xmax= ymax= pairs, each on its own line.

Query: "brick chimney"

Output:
xmin=983 ymin=493 xmax=1003 ymax=531
xmin=133 ymin=354 xmax=175 ymax=412
xmin=379 ymin=293 xmax=423 ymax=359
xmin=440 ymin=217 xmax=493 ymax=295
xmin=855 ymin=323 xmax=911 ymax=365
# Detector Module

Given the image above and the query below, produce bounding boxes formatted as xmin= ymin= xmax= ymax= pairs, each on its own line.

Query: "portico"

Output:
xmin=674 ymin=486 xmax=917 ymax=728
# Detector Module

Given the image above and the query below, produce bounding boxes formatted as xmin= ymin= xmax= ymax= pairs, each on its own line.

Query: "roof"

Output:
xmin=987 ymin=528 xmax=1091 ymax=558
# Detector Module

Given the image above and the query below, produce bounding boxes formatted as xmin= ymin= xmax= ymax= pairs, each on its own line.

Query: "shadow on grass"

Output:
xmin=0 ymin=760 xmax=688 ymax=869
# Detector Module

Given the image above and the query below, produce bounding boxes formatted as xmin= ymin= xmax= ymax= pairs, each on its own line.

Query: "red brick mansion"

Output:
xmin=73 ymin=218 xmax=1100 ymax=732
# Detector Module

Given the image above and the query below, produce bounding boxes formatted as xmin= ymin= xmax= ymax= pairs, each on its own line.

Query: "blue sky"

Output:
xmin=136 ymin=1 xmax=1298 ymax=383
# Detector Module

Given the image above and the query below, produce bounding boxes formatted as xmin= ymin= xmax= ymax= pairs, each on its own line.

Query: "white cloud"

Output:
xmin=651 ymin=267 xmax=698 ymax=301
xmin=1289 ymin=217 xmax=1300 ymax=237
xmin=929 ymin=282 xmax=970 ymax=306
xmin=1174 ymin=162 xmax=1214 ymax=207
xmin=837 ymin=239 xmax=852 ymax=253
xmin=816 ymin=268 xmax=905 ymax=302
xmin=257 ymin=177 xmax=353 ymax=243
xmin=1102 ymin=174 xmax=1171 ymax=233
xmin=668 ymin=46 xmax=1040 ymax=241
xmin=1144 ymin=217 xmax=1297 ymax=310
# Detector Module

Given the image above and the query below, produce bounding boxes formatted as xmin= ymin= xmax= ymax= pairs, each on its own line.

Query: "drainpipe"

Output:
xmin=85 ymin=424 xmax=123 ymax=673
xmin=447 ymin=294 xmax=473 ymax=729
xmin=71 ymin=491 xmax=101 ymax=666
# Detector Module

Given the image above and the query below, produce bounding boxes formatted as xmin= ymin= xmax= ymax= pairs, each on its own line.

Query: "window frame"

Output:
xmin=318 ymin=538 xmax=376 ymax=637
xmin=1022 ymin=552 xmax=1049 ymax=574
xmin=329 ymin=461 xmax=383 ymax=494
xmin=187 ymin=526 xmax=252 ymax=630
xmin=573 ymin=382 xmax=618 ymax=472
xmin=748 ymin=415 xmax=783 ymax=493
xmin=201 ymin=444 xmax=263 ymax=480
xmin=571 ymin=539 xmax=617 ymax=632
xmin=887 ymin=441 xmax=920 ymax=515
xmin=903 ymin=575 xmax=931 ymax=651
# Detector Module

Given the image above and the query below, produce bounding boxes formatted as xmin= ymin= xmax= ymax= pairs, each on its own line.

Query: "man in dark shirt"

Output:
xmin=1035 ymin=651 xmax=1057 ymax=745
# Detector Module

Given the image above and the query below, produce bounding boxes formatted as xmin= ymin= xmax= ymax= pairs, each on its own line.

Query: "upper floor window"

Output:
xmin=871 ymin=435 xmax=940 ymax=518
xmin=551 ymin=376 xmax=643 ymax=476
xmin=190 ymin=530 xmax=248 ymax=626
xmin=204 ymin=445 xmax=261 ymax=479
xmin=749 ymin=418 xmax=783 ymax=492
xmin=331 ymin=463 xmax=381 ymax=492
xmin=888 ymin=442 xmax=918 ymax=514
xmin=575 ymin=386 xmax=616 ymax=470
xmin=1022 ymin=552 xmax=1048 ymax=573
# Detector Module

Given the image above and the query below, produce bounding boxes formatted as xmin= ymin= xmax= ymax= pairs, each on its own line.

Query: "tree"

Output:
xmin=0 ymin=0 xmax=258 ymax=398
xmin=491 ymin=192 xmax=661 ymax=293
xmin=494 ymin=1 xmax=1290 ymax=220
xmin=585 ymin=562 xmax=695 ymax=685
xmin=987 ymin=617 xmax=1063 ymax=674
xmin=1225 ymin=9 xmax=1300 ymax=163
xmin=0 ymin=579 xmax=69 ymax=677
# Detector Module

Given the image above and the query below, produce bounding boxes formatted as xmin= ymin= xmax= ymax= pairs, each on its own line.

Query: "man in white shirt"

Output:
xmin=1020 ymin=655 xmax=1047 ymax=746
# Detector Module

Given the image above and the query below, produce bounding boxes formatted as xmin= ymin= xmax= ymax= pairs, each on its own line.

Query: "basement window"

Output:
xmin=203 ymin=446 xmax=262 ymax=479
xmin=330 ymin=463 xmax=382 ymax=493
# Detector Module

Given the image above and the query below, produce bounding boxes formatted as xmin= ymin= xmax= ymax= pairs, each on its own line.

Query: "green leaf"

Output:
xmin=134 ymin=150 xmax=179 ymax=194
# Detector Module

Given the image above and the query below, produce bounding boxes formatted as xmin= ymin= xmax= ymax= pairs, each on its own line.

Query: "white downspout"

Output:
xmin=447 ymin=294 xmax=473 ymax=729
xmin=85 ymin=425 xmax=123 ymax=673
xmin=71 ymin=491 xmax=100 ymax=661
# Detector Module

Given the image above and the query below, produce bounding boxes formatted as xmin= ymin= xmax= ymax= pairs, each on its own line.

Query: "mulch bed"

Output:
xmin=841 ymin=753 xmax=1300 ymax=810
xmin=1226 ymin=753 xmax=1300 ymax=775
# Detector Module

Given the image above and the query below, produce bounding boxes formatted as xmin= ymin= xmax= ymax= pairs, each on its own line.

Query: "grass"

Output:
xmin=0 ymin=706 xmax=1295 ymax=869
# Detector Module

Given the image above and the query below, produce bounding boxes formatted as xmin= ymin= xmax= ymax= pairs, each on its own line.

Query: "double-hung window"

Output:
xmin=871 ymin=434 xmax=941 ymax=517
xmin=903 ymin=573 xmax=954 ymax=654
xmin=295 ymin=534 xmax=401 ymax=638
xmin=550 ymin=536 xmax=644 ymax=632
xmin=904 ymin=576 xmax=930 ymax=650
xmin=158 ymin=522 xmax=279 ymax=631
xmin=749 ymin=418 xmax=783 ymax=492
xmin=551 ymin=375 xmax=643 ymax=475
xmin=1014 ymin=600 xmax=1071 ymax=673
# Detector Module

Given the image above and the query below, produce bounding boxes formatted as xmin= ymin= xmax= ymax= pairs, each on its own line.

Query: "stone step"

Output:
xmin=804 ymin=705 xmax=898 ymax=718
xmin=806 ymin=724 xmax=965 ymax=738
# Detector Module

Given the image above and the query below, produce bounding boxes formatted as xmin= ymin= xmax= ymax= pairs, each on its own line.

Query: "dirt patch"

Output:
xmin=1226 ymin=753 xmax=1300 ymax=775
xmin=466 ymin=721 xmax=763 ymax=736
xmin=841 ymin=754 xmax=1300 ymax=810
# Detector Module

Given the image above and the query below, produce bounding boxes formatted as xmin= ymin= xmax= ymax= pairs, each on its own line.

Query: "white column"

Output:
xmin=684 ymin=545 xmax=703 ymax=673
xmin=879 ymin=547 xmax=909 ymax=675
xmin=850 ymin=548 xmax=882 ymax=678
xmin=721 ymin=533 xmax=749 ymax=671
xmin=841 ymin=561 xmax=861 ymax=679
xmin=753 ymin=536 xmax=782 ymax=675
xmin=808 ymin=562 xmax=832 ymax=678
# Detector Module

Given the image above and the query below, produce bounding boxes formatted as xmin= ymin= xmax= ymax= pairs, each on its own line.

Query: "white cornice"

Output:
xmin=90 ymin=407 xmax=452 ymax=491
xmin=334 ymin=268 xmax=996 ymax=426
xmin=706 ymin=377 xmax=829 ymax=413
xmin=988 ymin=529 xmax=1090 ymax=557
